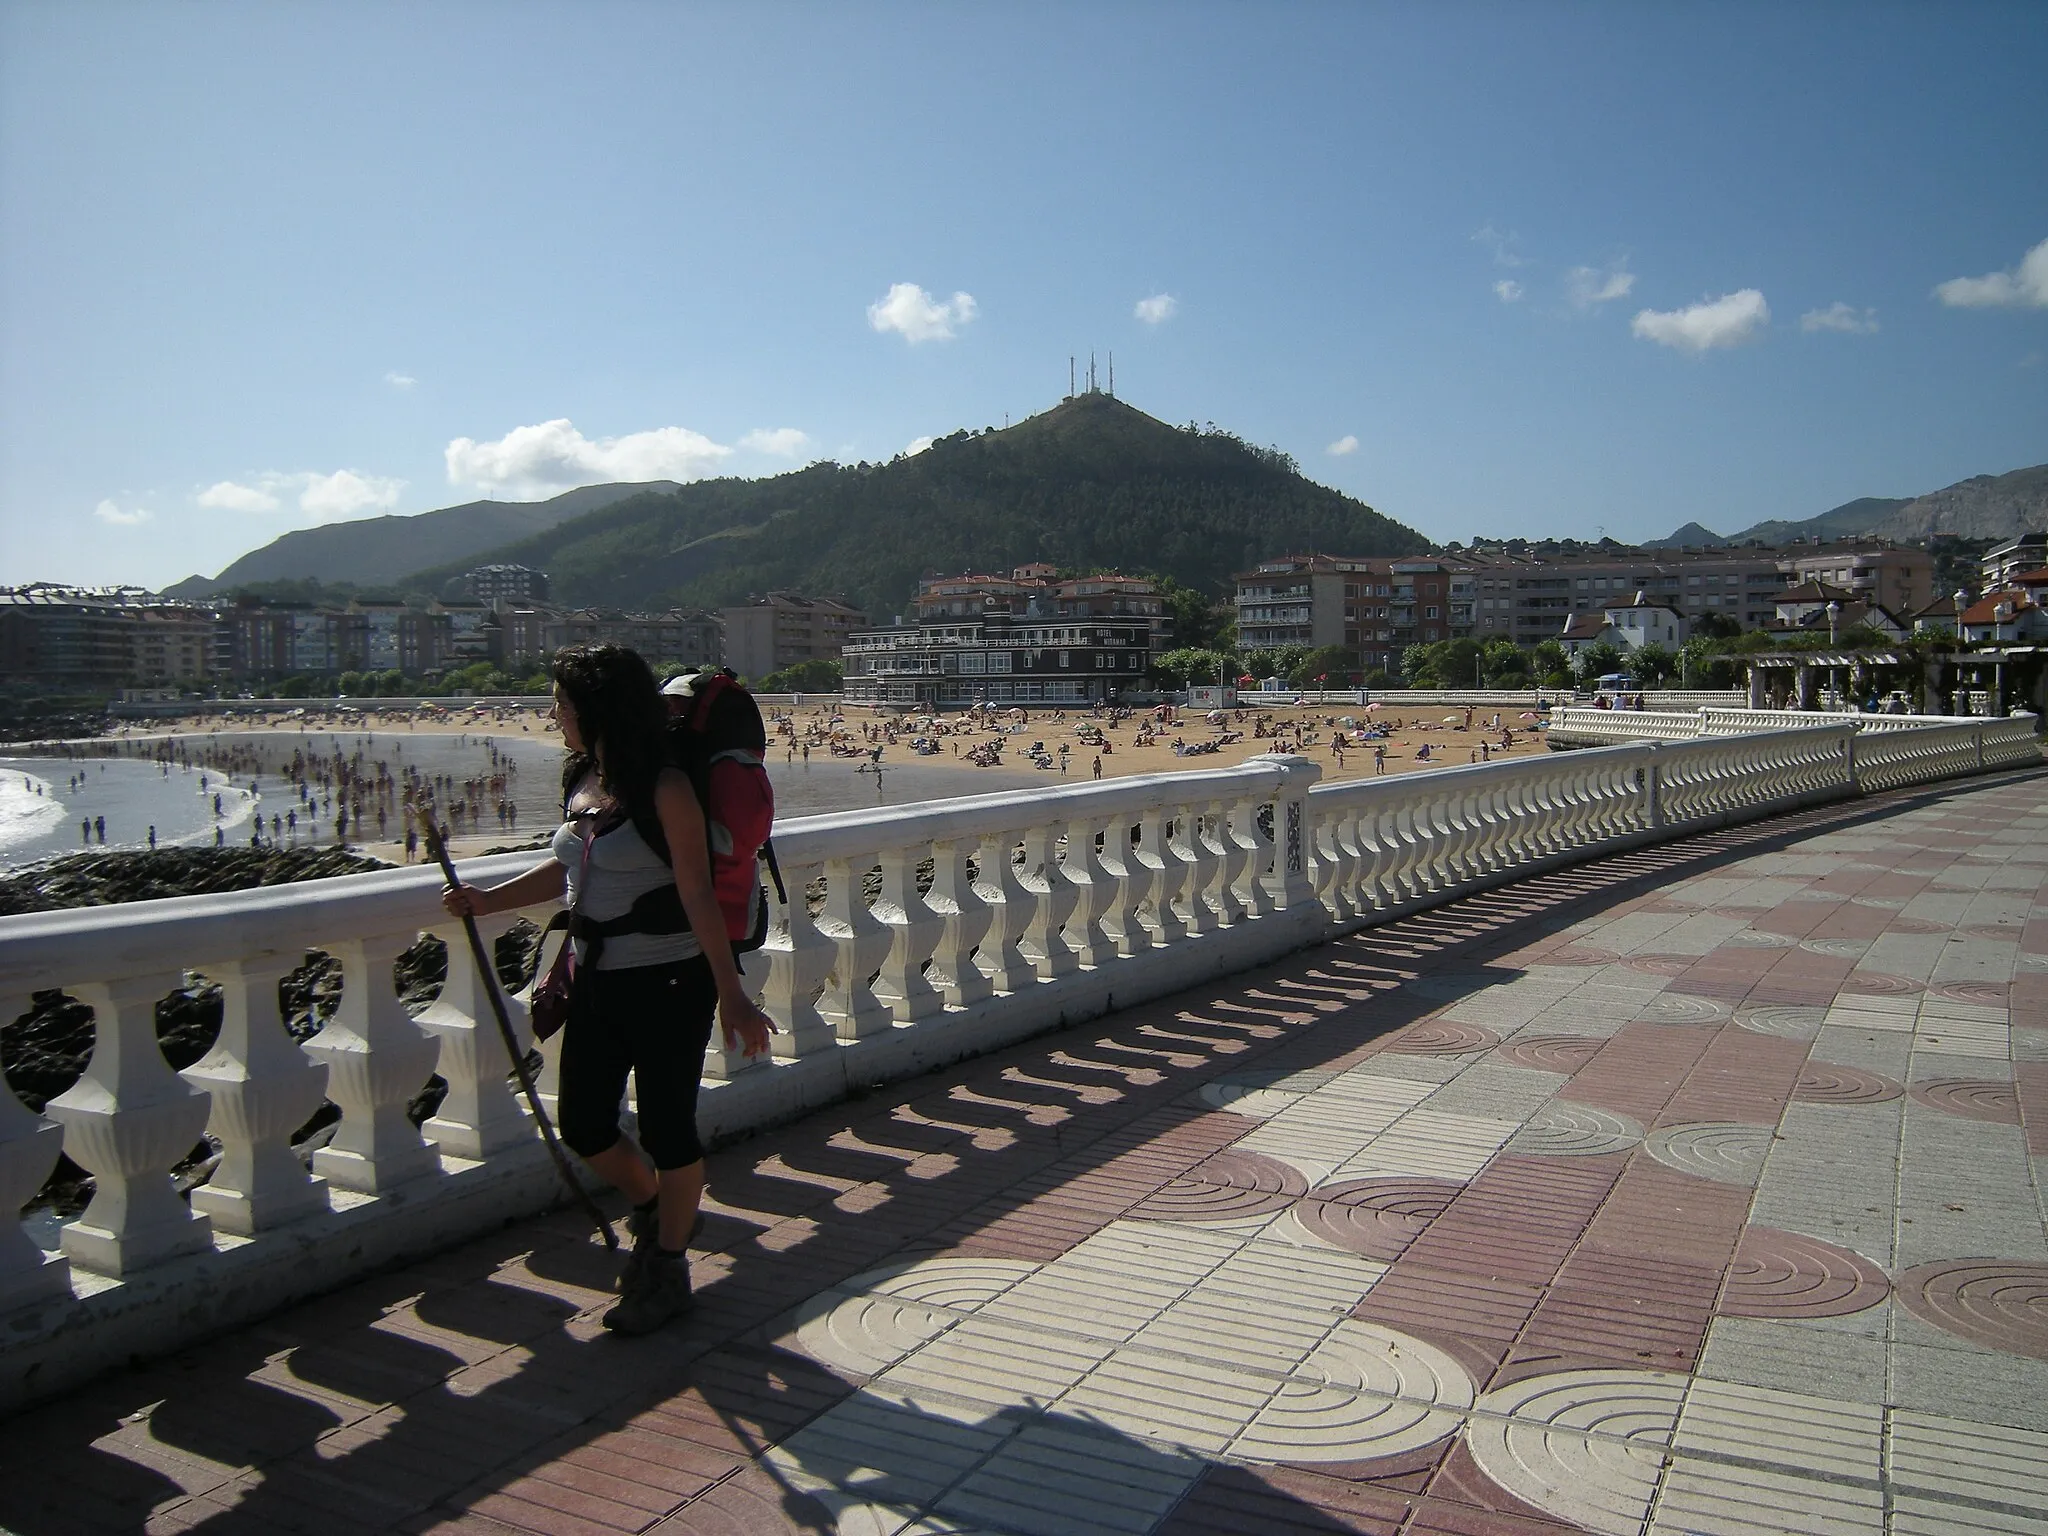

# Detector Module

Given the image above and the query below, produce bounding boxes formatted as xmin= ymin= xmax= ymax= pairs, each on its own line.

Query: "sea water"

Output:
xmin=1 ymin=729 xmax=1037 ymax=874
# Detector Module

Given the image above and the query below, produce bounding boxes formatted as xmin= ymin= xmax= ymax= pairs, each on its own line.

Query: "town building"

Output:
xmin=1232 ymin=555 xmax=1458 ymax=675
xmin=843 ymin=613 xmax=1155 ymax=709
xmin=1982 ymin=534 xmax=2048 ymax=591
xmin=1556 ymin=595 xmax=1688 ymax=662
xmin=1786 ymin=542 xmax=1934 ymax=618
xmin=465 ymin=563 xmax=551 ymax=609
xmin=1961 ymin=590 xmax=2048 ymax=646
xmin=484 ymin=606 xmax=722 ymax=674
xmin=0 ymin=586 xmax=211 ymax=691
xmin=719 ymin=593 xmax=865 ymax=682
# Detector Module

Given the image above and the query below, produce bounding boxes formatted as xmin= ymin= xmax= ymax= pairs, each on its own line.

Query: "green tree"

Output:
xmin=757 ymin=658 xmax=844 ymax=692
xmin=1155 ymin=647 xmax=1234 ymax=686
xmin=1153 ymin=576 xmax=1229 ymax=653
xmin=1244 ymin=645 xmax=1311 ymax=682
xmin=1632 ymin=643 xmax=1677 ymax=686
xmin=1575 ymin=641 xmax=1624 ymax=681
xmin=1288 ymin=645 xmax=1354 ymax=687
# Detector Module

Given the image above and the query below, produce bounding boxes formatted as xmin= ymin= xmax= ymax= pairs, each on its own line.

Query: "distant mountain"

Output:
xmin=1651 ymin=464 xmax=2048 ymax=549
xmin=1643 ymin=521 xmax=1727 ymax=549
xmin=163 ymin=482 xmax=680 ymax=598
xmin=401 ymin=393 xmax=1431 ymax=614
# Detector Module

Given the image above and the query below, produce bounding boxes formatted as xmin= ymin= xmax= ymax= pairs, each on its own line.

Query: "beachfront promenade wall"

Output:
xmin=1549 ymin=703 xmax=2045 ymax=756
xmin=2 ymin=724 xmax=2041 ymax=1410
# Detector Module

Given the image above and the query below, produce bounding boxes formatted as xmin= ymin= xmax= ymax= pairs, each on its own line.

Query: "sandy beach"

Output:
xmin=29 ymin=698 xmax=1550 ymax=869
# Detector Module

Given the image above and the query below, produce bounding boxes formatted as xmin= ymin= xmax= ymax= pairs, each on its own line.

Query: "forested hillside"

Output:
xmin=404 ymin=394 xmax=1429 ymax=614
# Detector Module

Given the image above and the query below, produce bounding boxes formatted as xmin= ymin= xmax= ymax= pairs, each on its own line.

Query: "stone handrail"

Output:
xmin=0 ymin=723 xmax=2039 ymax=1408
xmin=1549 ymin=704 xmax=2043 ymax=748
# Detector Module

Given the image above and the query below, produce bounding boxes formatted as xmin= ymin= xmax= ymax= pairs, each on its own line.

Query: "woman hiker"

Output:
xmin=439 ymin=643 xmax=776 ymax=1334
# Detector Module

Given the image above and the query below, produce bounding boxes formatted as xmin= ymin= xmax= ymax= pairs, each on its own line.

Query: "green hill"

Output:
xmin=402 ymin=394 xmax=1430 ymax=614
xmin=163 ymin=481 xmax=679 ymax=598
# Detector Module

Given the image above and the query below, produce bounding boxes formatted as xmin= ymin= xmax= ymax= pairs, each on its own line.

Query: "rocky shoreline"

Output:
xmin=2 ymin=846 xmax=540 ymax=1219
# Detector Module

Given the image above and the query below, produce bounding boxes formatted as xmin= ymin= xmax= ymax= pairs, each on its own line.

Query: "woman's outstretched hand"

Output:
xmin=441 ymin=884 xmax=491 ymax=919
xmin=719 ymin=992 xmax=779 ymax=1058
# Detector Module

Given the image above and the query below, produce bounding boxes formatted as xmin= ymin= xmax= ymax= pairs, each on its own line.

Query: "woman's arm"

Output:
xmin=441 ymin=857 xmax=567 ymax=918
xmin=654 ymin=769 xmax=777 ymax=1058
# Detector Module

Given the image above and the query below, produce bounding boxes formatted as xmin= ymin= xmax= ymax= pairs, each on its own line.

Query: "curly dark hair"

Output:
xmin=552 ymin=643 xmax=666 ymax=811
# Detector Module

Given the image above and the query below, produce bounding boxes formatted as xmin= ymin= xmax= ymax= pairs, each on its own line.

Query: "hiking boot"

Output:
xmin=602 ymin=1249 xmax=693 ymax=1335
xmin=617 ymin=1201 xmax=705 ymax=1291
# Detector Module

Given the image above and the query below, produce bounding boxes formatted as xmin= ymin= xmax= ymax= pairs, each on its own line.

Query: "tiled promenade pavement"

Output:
xmin=6 ymin=771 xmax=2048 ymax=1536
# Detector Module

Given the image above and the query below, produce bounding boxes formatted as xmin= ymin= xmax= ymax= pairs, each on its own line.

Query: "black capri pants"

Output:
xmin=557 ymin=955 xmax=719 ymax=1170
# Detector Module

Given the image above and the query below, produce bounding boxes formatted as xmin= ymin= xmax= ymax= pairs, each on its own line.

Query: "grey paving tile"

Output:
xmin=1697 ymin=1316 xmax=1889 ymax=1402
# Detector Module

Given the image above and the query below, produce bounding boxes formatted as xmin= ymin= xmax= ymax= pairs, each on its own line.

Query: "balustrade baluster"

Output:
xmin=1137 ymin=806 xmax=1189 ymax=946
xmin=817 ymin=858 xmax=893 ymax=1040
xmin=1020 ymin=823 xmax=1079 ymax=979
xmin=303 ymin=934 xmax=443 ymax=1193
xmin=46 ymin=974 xmax=214 ymax=1275
xmin=0 ymin=992 xmax=70 ymax=1309
xmin=1061 ymin=814 xmax=1120 ymax=966
xmin=415 ymin=918 xmax=535 ymax=1161
xmin=1230 ymin=792 xmax=1278 ymax=918
xmin=183 ymin=955 xmax=331 ymax=1233
xmin=1315 ymin=800 xmax=1361 ymax=920
xmin=1258 ymin=757 xmax=1324 ymax=910
xmin=754 ymin=858 xmax=837 ymax=1060
xmin=926 ymin=838 xmax=993 ymax=1008
xmin=975 ymin=829 xmax=1039 ymax=992
xmin=1181 ymin=802 xmax=1227 ymax=932
xmin=1093 ymin=811 xmax=1148 ymax=958
xmin=873 ymin=841 xmax=945 ymax=1021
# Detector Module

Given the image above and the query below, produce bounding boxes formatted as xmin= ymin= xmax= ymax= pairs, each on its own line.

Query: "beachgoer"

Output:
xmin=1092 ymin=755 xmax=1102 ymax=780
xmin=438 ymin=643 xmax=774 ymax=1335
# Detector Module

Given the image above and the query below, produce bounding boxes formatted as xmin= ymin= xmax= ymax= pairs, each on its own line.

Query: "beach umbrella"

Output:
xmin=1518 ymin=711 xmax=1540 ymax=720
xmin=1363 ymin=701 xmax=1381 ymax=712
xmin=1442 ymin=714 xmax=1462 ymax=724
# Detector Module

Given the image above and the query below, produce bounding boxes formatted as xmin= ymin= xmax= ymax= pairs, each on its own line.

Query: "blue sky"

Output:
xmin=2 ymin=1 xmax=2043 ymax=590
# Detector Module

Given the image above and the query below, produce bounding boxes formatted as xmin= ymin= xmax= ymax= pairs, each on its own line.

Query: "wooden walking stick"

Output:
xmin=415 ymin=800 xmax=617 ymax=1251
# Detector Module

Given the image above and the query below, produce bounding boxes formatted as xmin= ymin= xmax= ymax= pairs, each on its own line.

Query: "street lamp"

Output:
xmin=1825 ymin=600 xmax=1841 ymax=708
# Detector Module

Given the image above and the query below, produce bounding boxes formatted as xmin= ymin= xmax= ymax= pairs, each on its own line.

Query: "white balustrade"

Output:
xmin=182 ymin=955 xmax=330 ymax=1233
xmin=0 ymin=726 xmax=2038 ymax=1406
xmin=0 ymin=994 xmax=70 ymax=1311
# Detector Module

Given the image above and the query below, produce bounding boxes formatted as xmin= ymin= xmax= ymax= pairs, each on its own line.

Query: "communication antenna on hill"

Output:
xmin=1108 ymin=352 xmax=1115 ymax=397
xmin=1069 ymin=356 xmax=1075 ymax=399
xmin=1090 ymin=352 xmax=1098 ymax=392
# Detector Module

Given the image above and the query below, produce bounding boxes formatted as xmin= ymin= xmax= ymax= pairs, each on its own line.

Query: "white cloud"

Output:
xmin=94 ymin=499 xmax=152 ymax=527
xmin=867 ymin=282 xmax=979 ymax=343
xmin=1800 ymin=302 xmax=1879 ymax=334
xmin=195 ymin=470 xmax=402 ymax=520
xmin=1934 ymin=236 xmax=2048 ymax=309
xmin=1566 ymin=262 xmax=1636 ymax=308
xmin=300 ymin=470 xmax=404 ymax=521
xmin=1134 ymin=293 xmax=1178 ymax=325
xmin=197 ymin=479 xmax=281 ymax=513
xmin=902 ymin=435 xmax=935 ymax=458
xmin=1326 ymin=434 xmax=1359 ymax=456
xmin=384 ymin=370 xmax=416 ymax=389
xmin=445 ymin=419 xmax=734 ymax=496
xmin=1631 ymin=289 xmax=1771 ymax=352
xmin=1474 ymin=224 xmax=1525 ymax=267
xmin=1493 ymin=279 xmax=1524 ymax=303
xmin=738 ymin=427 xmax=813 ymax=459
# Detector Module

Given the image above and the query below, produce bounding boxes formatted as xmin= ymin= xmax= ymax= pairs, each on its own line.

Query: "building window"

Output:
xmin=1425 ymin=606 xmax=1439 ymax=619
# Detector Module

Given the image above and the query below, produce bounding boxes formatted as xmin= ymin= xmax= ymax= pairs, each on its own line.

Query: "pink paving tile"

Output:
xmin=1158 ymin=1464 xmax=1410 ymax=1535
xmin=2017 ymin=1062 xmax=2048 ymax=1156
xmin=1557 ymin=1023 xmax=1718 ymax=1125
xmin=1656 ymin=1028 xmax=1810 ymax=1127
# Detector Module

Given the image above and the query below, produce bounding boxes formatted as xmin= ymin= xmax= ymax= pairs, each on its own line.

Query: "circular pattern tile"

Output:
xmin=1543 ymin=945 xmax=1622 ymax=967
xmin=1931 ymin=979 xmax=2008 ymax=1005
xmin=1382 ymin=1019 xmax=1502 ymax=1056
xmin=2012 ymin=1029 xmax=2048 ymax=1064
xmin=1720 ymin=1227 xmax=1891 ymax=1319
xmin=844 ymin=1256 xmax=1040 ymax=1313
xmin=1897 ymin=1260 xmax=2048 ymax=1362
xmin=1643 ymin=993 xmax=1734 ymax=1026
xmin=1909 ymin=1079 xmax=2022 ymax=1126
xmin=1495 ymin=1035 xmax=1606 ymax=1074
xmin=1507 ymin=1103 xmax=1644 ymax=1158
xmin=1962 ymin=923 xmax=2026 ymax=943
xmin=1292 ymin=1177 xmax=1462 ymax=1260
xmin=1840 ymin=972 xmax=1925 ymax=997
xmin=1792 ymin=1063 xmax=1905 ymax=1104
xmin=1232 ymin=1320 xmax=1473 ymax=1464
xmin=1734 ymin=1004 xmax=1827 ymax=1040
xmin=1201 ymin=1073 xmax=1311 ymax=1119
xmin=1720 ymin=928 xmax=1796 ymax=949
xmin=1130 ymin=1149 xmax=1309 ymax=1223
xmin=1623 ymin=955 xmax=1692 ymax=977
xmin=1645 ymin=1122 xmax=1772 ymax=1185
xmin=1465 ymin=1368 xmax=1687 ymax=1536
xmin=1883 ymin=916 xmax=1951 ymax=935
xmin=791 ymin=1288 xmax=960 ymax=1378
xmin=1800 ymin=937 xmax=1872 ymax=959
xmin=1849 ymin=895 xmax=1909 ymax=911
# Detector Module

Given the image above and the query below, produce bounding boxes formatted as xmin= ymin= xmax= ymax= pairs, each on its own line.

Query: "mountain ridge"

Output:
xmin=397 ymin=394 xmax=1432 ymax=613
xmin=162 ymin=481 xmax=680 ymax=598
xmin=1648 ymin=465 xmax=2046 ymax=549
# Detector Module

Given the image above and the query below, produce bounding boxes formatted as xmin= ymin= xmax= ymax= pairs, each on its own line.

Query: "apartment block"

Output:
xmin=465 ymin=563 xmax=551 ymax=609
xmin=1234 ymin=555 xmax=1464 ymax=674
xmin=719 ymin=593 xmax=866 ymax=681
